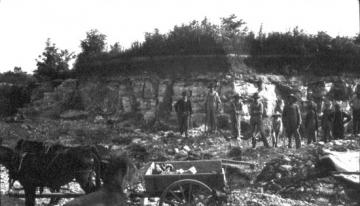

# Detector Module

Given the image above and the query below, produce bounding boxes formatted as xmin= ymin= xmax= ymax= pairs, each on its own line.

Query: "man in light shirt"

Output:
xmin=250 ymin=93 xmax=269 ymax=148
xmin=204 ymin=84 xmax=222 ymax=134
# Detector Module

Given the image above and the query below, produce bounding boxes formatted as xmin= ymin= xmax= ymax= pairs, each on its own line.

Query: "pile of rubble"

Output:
xmin=254 ymin=139 xmax=360 ymax=205
xmin=255 ymin=146 xmax=320 ymax=192
xmin=320 ymin=138 xmax=360 ymax=151
xmin=229 ymin=189 xmax=317 ymax=206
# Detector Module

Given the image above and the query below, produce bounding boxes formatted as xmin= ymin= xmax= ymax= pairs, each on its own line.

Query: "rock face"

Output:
xmin=24 ymin=73 xmax=360 ymax=131
xmin=19 ymin=55 xmax=360 ymax=131
xmin=22 ymin=79 xmax=82 ymax=118
xmin=23 ymin=73 xmax=282 ymax=130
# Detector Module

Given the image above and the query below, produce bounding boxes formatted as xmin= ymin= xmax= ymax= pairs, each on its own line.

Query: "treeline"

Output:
xmin=30 ymin=15 xmax=360 ymax=79
xmin=246 ymin=27 xmax=360 ymax=74
xmin=250 ymin=27 xmax=360 ymax=56
xmin=72 ymin=15 xmax=248 ymax=77
xmin=0 ymin=68 xmax=35 ymax=116
xmin=124 ymin=16 xmax=250 ymax=56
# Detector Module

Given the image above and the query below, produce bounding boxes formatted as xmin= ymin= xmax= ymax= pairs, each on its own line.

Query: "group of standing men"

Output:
xmin=174 ymin=84 xmax=222 ymax=138
xmin=174 ymin=83 xmax=360 ymax=149
xmin=248 ymin=91 xmax=355 ymax=149
xmin=248 ymin=90 xmax=358 ymax=149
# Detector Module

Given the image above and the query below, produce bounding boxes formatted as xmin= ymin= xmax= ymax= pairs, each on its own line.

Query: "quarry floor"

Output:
xmin=0 ymin=120 xmax=359 ymax=206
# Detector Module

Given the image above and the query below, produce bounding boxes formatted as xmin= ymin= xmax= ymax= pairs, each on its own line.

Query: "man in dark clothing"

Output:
xmin=350 ymin=87 xmax=360 ymax=136
xmin=250 ymin=93 xmax=269 ymax=148
xmin=174 ymin=91 xmax=192 ymax=138
xmin=307 ymin=91 xmax=318 ymax=112
xmin=304 ymin=102 xmax=318 ymax=144
xmin=321 ymin=100 xmax=333 ymax=142
xmin=282 ymin=94 xmax=302 ymax=149
xmin=330 ymin=104 xmax=351 ymax=140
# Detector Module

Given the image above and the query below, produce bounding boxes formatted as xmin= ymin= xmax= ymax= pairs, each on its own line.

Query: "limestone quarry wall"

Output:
xmin=25 ymin=73 xmax=283 ymax=130
xmin=22 ymin=55 xmax=360 ymax=130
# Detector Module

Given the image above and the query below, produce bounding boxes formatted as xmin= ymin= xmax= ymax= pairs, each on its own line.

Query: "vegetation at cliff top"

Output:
xmin=4 ymin=14 xmax=360 ymax=79
xmin=70 ymin=15 xmax=360 ymax=77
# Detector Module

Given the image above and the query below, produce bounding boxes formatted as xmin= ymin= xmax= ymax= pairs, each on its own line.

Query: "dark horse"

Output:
xmin=0 ymin=139 xmax=101 ymax=206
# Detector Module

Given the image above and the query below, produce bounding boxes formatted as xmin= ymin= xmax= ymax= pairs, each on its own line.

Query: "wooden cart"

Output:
xmin=7 ymin=159 xmax=255 ymax=205
xmin=137 ymin=159 xmax=255 ymax=205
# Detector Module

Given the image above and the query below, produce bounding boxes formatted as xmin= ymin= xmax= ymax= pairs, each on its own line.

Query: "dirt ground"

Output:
xmin=0 ymin=122 xmax=359 ymax=206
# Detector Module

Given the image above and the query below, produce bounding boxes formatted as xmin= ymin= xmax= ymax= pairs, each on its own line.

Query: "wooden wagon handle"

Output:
xmin=7 ymin=192 xmax=84 ymax=198
xmin=221 ymin=159 xmax=257 ymax=168
xmin=331 ymin=171 xmax=360 ymax=175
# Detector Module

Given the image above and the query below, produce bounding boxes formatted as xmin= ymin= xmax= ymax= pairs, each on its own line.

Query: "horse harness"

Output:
xmin=13 ymin=145 xmax=96 ymax=180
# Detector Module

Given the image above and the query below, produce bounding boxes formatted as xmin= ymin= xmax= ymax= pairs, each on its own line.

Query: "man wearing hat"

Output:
xmin=230 ymin=93 xmax=243 ymax=140
xmin=282 ymin=94 xmax=302 ymax=148
xmin=174 ymin=91 xmax=192 ymax=138
xmin=250 ymin=92 xmax=269 ymax=148
xmin=205 ymin=83 xmax=221 ymax=133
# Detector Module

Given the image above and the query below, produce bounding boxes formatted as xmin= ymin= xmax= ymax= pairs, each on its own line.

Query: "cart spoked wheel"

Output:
xmin=159 ymin=179 xmax=214 ymax=206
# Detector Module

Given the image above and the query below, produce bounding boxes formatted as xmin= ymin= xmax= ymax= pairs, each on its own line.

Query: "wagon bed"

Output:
xmin=144 ymin=160 xmax=226 ymax=196
xmin=138 ymin=159 xmax=255 ymax=205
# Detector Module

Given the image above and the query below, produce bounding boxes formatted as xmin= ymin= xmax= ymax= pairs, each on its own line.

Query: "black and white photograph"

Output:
xmin=0 ymin=0 xmax=359 ymax=205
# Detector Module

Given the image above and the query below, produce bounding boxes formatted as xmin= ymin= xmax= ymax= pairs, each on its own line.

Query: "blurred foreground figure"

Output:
xmin=205 ymin=84 xmax=221 ymax=133
xmin=64 ymin=152 xmax=137 ymax=206
xmin=174 ymin=91 xmax=192 ymax=138
xmin=330 ymin=104 xmax=351 ymax=140
xmin=282 ymin=94 xmax=302 ymax=149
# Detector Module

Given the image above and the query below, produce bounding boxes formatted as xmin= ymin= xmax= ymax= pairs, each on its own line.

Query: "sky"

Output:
xmin=0 ymin=0 xmax=359 ymax=73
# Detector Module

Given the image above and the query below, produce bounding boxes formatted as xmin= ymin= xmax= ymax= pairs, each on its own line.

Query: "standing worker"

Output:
xmin=321 ymin=100 xmax=333 ymax=142
xmin=230 ymin=93 xmax=243 ymax=140
xmin=282 ymin=94 xmax=302 ymax=149
xmin=250 ymin=93 xmax=269 ymax=148
xmin=174 ymin=91 xmax=192 ymax=138
xmin=204 ymin=84 xmax=221 ymax=134
xmin=330 ymin=104 xmax=351 ymax=140
xmin=187 ymin=90 xmax=193 ymax=131
xmin=304 ymin=102 xmax=318 ymax=144
xmin=307 ymin=91 xmax=318 ymax=113
xmin=271 ymin=111 xmax=283 ymax=147
xmin=350 ymin=86 xmax=360 ymax=136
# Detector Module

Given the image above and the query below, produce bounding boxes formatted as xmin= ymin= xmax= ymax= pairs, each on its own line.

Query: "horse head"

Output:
xmin=102 ymin=151 xmax=138 ymax=192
